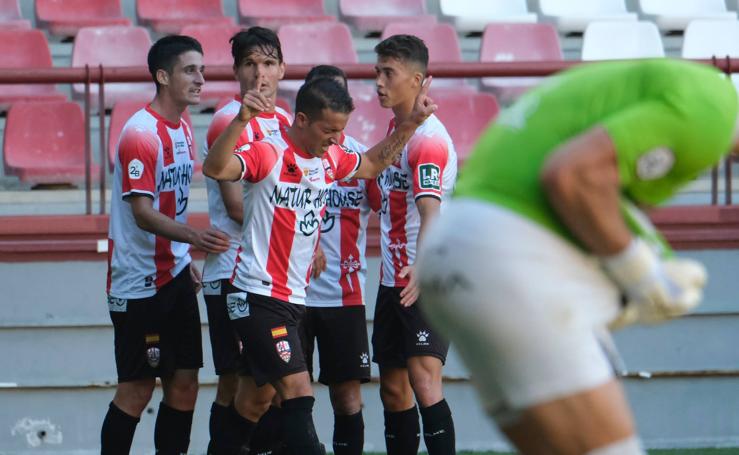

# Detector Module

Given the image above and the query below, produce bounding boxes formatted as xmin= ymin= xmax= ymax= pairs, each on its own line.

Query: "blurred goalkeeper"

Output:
xmin=416 ymin=59 xmax=739 ymax=455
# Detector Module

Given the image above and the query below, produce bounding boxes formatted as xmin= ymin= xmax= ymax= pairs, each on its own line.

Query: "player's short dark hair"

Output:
xmin=305 ymin=65 xmax=348 ymax=88
xmin=295 ymin=78 xmax=354 ymax=122
xmin=230 ymin=26 xmax=283 ymax=67
xmin=375 ymin=34 xmax=428 ymax=75
xmin=147 ymin=35 xmax=203 ymax=92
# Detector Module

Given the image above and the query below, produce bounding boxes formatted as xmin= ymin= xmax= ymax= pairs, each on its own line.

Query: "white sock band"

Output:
xmin=586 ymin=435 xmax=645 ymax=455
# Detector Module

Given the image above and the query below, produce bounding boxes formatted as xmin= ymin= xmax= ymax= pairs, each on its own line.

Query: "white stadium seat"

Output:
xmin=681 ymin=20 xmax=739 ymax=58
xmin=581 ymin=21 xmax=665 ymax=60
xmin=536 ymin=0 xmax=637 ymax=34
xmin=638 ymin=0 xmax=735 ymax=32
xmin=439 ymin=0 xmax=536 ymax=34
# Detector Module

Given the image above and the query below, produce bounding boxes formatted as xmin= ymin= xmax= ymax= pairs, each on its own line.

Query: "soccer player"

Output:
xmin=200 ymin=27 xmax=291 ymax=455
xmin=203 ymin=76 xmax=436 ymax=454
xmin=371 ymin=35 xmax=457 ymax=455
xmin=417 ymin=59 xmax=738 ymax=455
xmin=101 ymin=35 xmax=230 ymax=455
xmin=303 ymin=65 xmax=381 ymax=455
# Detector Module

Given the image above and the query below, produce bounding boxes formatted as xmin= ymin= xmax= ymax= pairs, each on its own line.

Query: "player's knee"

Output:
xmin=114 ymin=379 xmax=156 ymax=415
xmin=276 ymin=372 xmax=313 ymax=400
xmin=330 ymin=381 xmax=362 ymax=415
xmin=408 ymin=368 xmax=443 ymax=407
xmin=380 ymin=378 xmax=413 ymax=409
xmin=215 ymin=373 xmax=238 ymax=405
xmin=165 ymin=376 xmax=199 ymax=409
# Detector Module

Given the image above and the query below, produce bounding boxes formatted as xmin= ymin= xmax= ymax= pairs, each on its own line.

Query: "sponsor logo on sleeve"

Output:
xmin=226 ymin=292 xmax=249 ymax=320
xmin=636 ymin=147 xmax=675 ymax=181
xmin=236 ymin=144 xmax=251 ymax=153
xmin=418 ymin=164 xmax=441 ymax=191
xmin=128 ymin=159 xmax=144 ymax=180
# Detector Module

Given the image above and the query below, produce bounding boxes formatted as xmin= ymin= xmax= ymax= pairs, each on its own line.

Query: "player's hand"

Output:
xmin=189 ymin=263 xmax=203 ymax=293
xmin=311 ymin=245 xmax=327 ymax=279
xmin=405 ymin=77 xmax=437 ymax=128
xmin=603 ymin=238 xmax=707 ymax=330
xmin=399 ymin=265 xmax=419 ymax=306
xmin=193 ymin=227 xmax=230 ymax=254
xmin=238 ymin=89 xmax=273 ymax=122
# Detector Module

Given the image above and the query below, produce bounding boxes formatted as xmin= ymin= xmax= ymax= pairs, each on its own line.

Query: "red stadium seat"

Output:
xmin=108 ymin=100 xmax=193 ymax=172
xmin=35 ymin=0 xmax=130 ymax=38
xmin=479 ymin=23 xmax=562 ymax=102
xmin=137 ymin=0 xmax=235 ymax=35
xmin=3 ymin=101 xmax=92 ymax=186
xmin=180 ymin=24 xmax=242 ymax=105
xmin=71 ymin=26 xmax=154 ymax=109
xmin=430 ymin=89 xmax=499 ymax=163
xmin=0 ymin=0 xmax=31 ymax=29
xmin=339 ymin=0 xmax=436 ymax=34
xmin=0 ymin=29 xmax=65 ymax=111
xmin=238 ymin=0 xmax=336 ymax=29
xmin=345 ymin=84 xmax=393 ymax=147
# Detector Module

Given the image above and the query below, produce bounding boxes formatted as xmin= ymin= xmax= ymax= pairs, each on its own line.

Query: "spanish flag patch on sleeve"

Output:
xmin=271 ymin=326 xmax=288 ymax=339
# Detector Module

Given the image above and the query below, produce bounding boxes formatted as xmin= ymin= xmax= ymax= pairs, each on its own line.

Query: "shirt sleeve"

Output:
xmin=407 ymin=135 xmax=449 ymax=200
xmin=602 ymin=99 xmax=732 ymax=206
xmin=206 ymin=110 xmax=251 ymax=150
xmin=119 ymin=126 xmax=159 ymax=199
xmin=331 ymin=144 xmax=362 ymax=182
xmin=234 ymin=141 xmax=279 ymax=183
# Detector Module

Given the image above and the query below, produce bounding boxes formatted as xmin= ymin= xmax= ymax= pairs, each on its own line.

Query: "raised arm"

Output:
xmin=203 ymin=90 xmax=273 ymax=182
xmin=352 ymin=77 xmax=438 ymax=180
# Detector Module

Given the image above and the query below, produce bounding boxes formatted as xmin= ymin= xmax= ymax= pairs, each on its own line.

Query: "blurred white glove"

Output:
xmin=602 ymin=237 xmax=707 ymax=330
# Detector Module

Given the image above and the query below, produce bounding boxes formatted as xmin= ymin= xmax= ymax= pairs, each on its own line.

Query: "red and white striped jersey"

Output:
xmin=202 ymin=97 xmax=292 ymax=282
xmin=305 ymin=134 xmax=381 ymax=307
xmin=107 ymin=106 xmax=195 ymax=299
xmin=376 ymin=114 xmax=457 ymax=288
xmin=232 ymin=128 xmax=362 ymax=305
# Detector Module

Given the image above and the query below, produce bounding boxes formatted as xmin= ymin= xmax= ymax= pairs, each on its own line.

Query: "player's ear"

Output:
xmin=278 ymin=62 xmax=286 ymax=81
xmin=156 ymin=68 xmax=170 ymax=88
xmin=294 ymin=112 xmax=309 ymax=127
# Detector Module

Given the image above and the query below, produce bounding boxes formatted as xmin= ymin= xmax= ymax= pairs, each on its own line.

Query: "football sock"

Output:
xmin=333 ymin=410 xmax=364 ymax=455
xmin=207 ymin=401 xmax=243 ymax=455
xmin=230 ymin=403 xmax=258 ymax=452
xmin=154 ymin=401 xmax=193 ymax=455
xmin=249 ymin=405 xmax=283 ymax=455
xmin=101 ymin=401 xmax=139 ymax=455
xmin=384 ymin=405 xmax=420 ymax=455
xmin=420 ymin=399 xmax=456 ymax=455
xmin=281 ymin=396 xmax=324 ymax=455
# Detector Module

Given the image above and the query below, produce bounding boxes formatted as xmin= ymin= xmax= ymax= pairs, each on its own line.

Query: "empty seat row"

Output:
xmin=4 ymin=87 xmax=498 ymax=186
xmin=3 ymin=0 xmax=739 ymax=37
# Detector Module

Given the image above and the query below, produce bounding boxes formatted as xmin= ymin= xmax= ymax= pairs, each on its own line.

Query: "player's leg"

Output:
xmin=407 ymin=356 xmax=455 ymax=455
xmin=203 ymin=278 xmax=242 ymax=454
xmin=500 ymin=380 xmax=639 ymax=455
xmin=373 ymin=285 xmax=420 ymax=455
xmin=155 ymin=268 xmax=204 ymax=455
xmin=314 ymin=306 xmax=371 ymax=455
xmin=102 ymin=294 xmax=159 ymax=454
xmin=417 ymin=199 xmax=641 ymax=455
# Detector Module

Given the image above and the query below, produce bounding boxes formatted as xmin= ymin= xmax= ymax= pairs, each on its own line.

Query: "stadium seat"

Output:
xmin=439 ymin=0 xmax=536 ymax=34
xmin=345 ymin=86 xmax=393 ymax=147
xmin=136 ymin=0 xmax=235 ymax=35
xmin=4 ymin=101 xmax=90 ymax=186
xmin=0 ymin=29 xmax=66 ymax=111
xmin=582 ymin=21 xmax=665 ymax=60
xmin=430 ymin=89 xmax=499 ymax=164
xmin=180 ymin=24 xmax=241 ymax=105
xmin=278 ymin=22 xmax=357 ymax=94
xmin=682 ymin=20 xmax=739 ymax=58
xmin=0 ymin=0 xmax=31 ymax=29
xmin=479 ymin=23 xmax=562 ymax=102
xmin=35 ymin=0 xmax=130 ymax=38
xmin=238 ymin=0 xmax=336 ymax=29
xmin=71 ymin=26 xmax=154 ymax=109
xmin=536 ymin=0 xmax=637 ymax=33
xmin=638 ymin=0 xmax=735 ymax=32
xmin=339 ymin=0 xmax=436 ymax=35
xmin=108 ymin=100 xmax=193 ymax=172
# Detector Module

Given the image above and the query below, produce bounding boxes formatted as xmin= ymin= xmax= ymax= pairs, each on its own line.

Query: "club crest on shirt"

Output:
xmin=128 ymin=159 xmax=144 ymax=180
xmin=636 ymin=147 xmax=674 ymax=181
xmin=276 ymin=340 xmax=291 ymax=363
xmin=146 ymin=347 xmax=160 ymax=368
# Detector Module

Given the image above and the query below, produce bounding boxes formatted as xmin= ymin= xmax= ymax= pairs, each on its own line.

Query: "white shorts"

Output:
xmin=417 ymin=198 xmax=622 ymax=422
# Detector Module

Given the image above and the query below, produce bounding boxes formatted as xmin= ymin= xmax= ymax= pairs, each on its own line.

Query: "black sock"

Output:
xmin=420 ymin=399 xmax=455 ymax=455
xmin=230 ymin=402 xmax=258 ymax=451
xmin=154 ymin=402 xmax=193 ymax=455
xmin=101 ymin=401 xmax=140 ymax=455
xmin=208 ymin=402 xmax=244 ymax=455
xmin=281 ymin=396 xmax=323 ymax=455
xmin=333 ymin=411 xmax=364 ymax=455
xmin=249 ymin=405 xmax=283 ymax=455
xmin=384 ymin=406 xmax=420 ymax=455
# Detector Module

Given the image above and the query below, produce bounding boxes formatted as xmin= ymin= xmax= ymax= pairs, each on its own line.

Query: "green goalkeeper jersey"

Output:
xmin=456 ymin=59 xmax=738 ymax=242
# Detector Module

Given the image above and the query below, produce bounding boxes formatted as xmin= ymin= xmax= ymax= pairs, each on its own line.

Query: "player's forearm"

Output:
xmin=356 ymin=122 xmax=418 ymax=178
xmin=219 ymin=181 xmax=244 ymax=225
xmin=416 ymin=197 xmax=440 ymax=250
xmin=203 ymin=116 xmax=250 ymax=181
xmin=133 ymin=207 xmax=198 ymax=245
